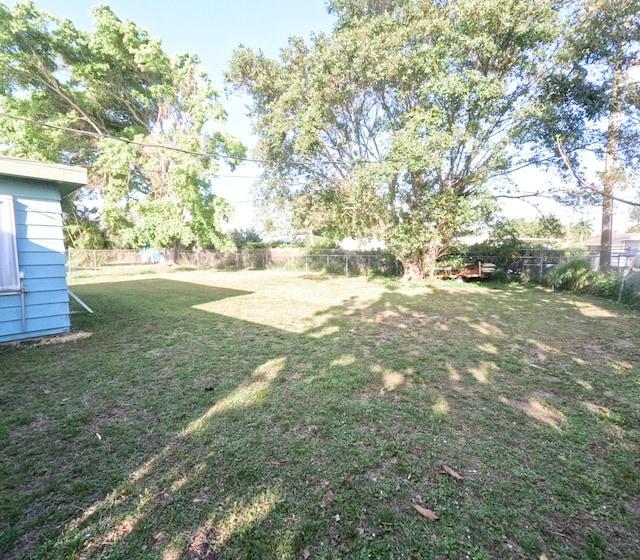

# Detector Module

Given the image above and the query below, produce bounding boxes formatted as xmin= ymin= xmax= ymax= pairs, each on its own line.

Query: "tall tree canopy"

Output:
xmin=0 ymin=1 xmax=245 ymax=251
xmin=228 ymin=0 xmax=559 ymax=278
xmin=535 ymin=0 xmax=640 ymax=269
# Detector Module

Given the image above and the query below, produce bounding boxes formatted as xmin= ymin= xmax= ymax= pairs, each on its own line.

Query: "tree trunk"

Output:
xmin=171 ymin=239 xmax=182 ymax=264
xmin=400 ymin=241 xmax=441 ymax=281
xmin=401 ymin=251 xmax=425 ymax=281
xmin=424 ymin=240 xmax=441 ymax=279
xmin=600 ymin=46 xmax=623 ymax=272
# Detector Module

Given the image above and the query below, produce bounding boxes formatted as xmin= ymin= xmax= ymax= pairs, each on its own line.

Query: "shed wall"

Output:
xmin=0 ymin=177 xmax=71 ymax=342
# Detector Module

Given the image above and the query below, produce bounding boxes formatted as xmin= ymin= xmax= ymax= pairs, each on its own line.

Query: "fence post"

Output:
xmin=68 ymin=248 xmax=72 ymax=281
xmin=539 ymin=250 xmax=545 ymax=281
xmin=345 ymin=255 xmax=348 ymax=276
xmin=93 ymin=250 xmax=97 ymax=274
xmin=617 ymin=257 xmax=634 ymax=304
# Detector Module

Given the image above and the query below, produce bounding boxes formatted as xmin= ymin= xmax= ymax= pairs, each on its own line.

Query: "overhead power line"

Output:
xmin=0 ymin=111 xmax=613 ymax=191
xmin=0 ymin=112 xmax=354 ymax=168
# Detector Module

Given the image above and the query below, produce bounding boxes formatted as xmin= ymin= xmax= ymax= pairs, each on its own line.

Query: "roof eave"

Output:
xmin=0 ymin=156 xmax=87 ymax=196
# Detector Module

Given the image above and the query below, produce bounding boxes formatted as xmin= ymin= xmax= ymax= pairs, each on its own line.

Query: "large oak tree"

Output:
xmin=0 ymin=1 xmax=245 ymax=252
xmin=228 ymin=0 xmax=559 ymax=278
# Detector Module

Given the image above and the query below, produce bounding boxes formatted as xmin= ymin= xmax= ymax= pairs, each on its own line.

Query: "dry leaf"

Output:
xmin=302 ymin=549 xmax=310 ymax=559
xmin=321 ymin=489 xmax=334 ymax=508
xmin=439 ymin=464 xmax=463 ymax=481
xmin=413 ymin=504 xmax=439 ymax=521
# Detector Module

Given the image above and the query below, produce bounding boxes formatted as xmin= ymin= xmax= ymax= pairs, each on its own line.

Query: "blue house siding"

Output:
xmin=0 ymin=164 xmax=85 ymax=342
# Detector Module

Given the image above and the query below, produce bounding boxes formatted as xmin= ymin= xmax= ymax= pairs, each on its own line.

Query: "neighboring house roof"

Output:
xmin=0 ymin=156 xmax=87 ymax=195
xmin=581 ymin=233 xmax=640 ymax=248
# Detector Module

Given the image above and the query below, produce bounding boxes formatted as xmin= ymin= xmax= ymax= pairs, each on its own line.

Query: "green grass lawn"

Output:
xmin=1 ymin=270 xmax=639 ymax=559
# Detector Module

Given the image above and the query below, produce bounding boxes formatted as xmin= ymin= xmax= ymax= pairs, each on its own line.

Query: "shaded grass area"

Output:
xmin=1 ymin=270 xmax=639 ymax=559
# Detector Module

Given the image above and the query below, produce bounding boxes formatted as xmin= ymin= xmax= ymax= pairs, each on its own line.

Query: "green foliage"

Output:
xmin=546 ymin=257 xmax=594 ymax=291
xmin=589 ymin=271 xmax=623 ymax=300
xmin=529 ymin=0 xmax=640 ymax=264
xmin=530 ymin=1 xmax=640 ymax=165
xmin=469 ymin=220 xmax=523 ymax=260
xmin=620 ymin=271 xmax=640 ymax=307
xmin=490 ymin=269 xmax=511 ymax=284
xmin=537 ymin=214 xmax=565 ymax=239
xmin=629 ymin=205 xmax=640 ymax=233
xmin=61 ymin=194 xmax=109 ymax=249
xmin=227 ymin=228 xmax=264 ymax=250
xmin=572 ymin=218 xmax=594 ymax=242
xmin=0 ymin=1 xmax=245 ymax=250
xmin=227 ymin=0 xmax=560 ymax=278
xmin=307 ymin=236 xmax=339 ymax=249
xmin=492 ymin=216 xmax=566 ymax=243
xmin=545 ymin=258 xmax=640 ymax=306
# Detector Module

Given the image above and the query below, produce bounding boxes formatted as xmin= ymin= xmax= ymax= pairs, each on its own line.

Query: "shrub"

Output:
xmin=614 ymin=271 xmax=640 ymax=308
xmin=546 ymin=258 xmax=594 ymax=292
xmin=491 ymin=269 xmax=511 ymax=284
xmin=589 ymin=271 xmax=621 ymax=299
xmin=546 ymin=259 xmax=640 ymax=307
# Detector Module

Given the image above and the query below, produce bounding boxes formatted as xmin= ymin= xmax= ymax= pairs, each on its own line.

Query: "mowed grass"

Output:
xmin=1 ymin=270 xmax=639 ymax=560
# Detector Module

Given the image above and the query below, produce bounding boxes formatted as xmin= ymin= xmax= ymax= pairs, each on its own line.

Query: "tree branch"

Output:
xmin=556 ymin=136 xmax=640 ymax=207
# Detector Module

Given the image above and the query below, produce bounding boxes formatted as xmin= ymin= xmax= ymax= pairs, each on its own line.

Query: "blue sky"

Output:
xmin=22 ymin=2 xmax=630 ymax=234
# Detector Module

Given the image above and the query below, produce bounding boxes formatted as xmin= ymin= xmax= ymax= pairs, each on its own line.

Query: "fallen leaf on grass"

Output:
xmin=439 ymin=464 xmax=463 ymax=481
xmin=302 ymin=549 xmax=310 ymax=559
xmin=413 ymin=504 xmax=439 ymax=521
xmin=321 ymin=489 xmax=334 ymax=508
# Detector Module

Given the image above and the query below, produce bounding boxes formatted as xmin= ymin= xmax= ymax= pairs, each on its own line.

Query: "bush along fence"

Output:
xmin=461 ymin=247 xmax=640 ymax=307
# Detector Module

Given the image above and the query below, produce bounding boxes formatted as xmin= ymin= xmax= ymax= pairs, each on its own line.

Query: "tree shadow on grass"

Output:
xmin=1 ymin=275 xmax=639 ymax=559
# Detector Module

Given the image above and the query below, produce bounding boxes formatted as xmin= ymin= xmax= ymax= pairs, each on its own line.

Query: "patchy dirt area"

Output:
xmin=0 ymin=330 xmax=92 ymax=348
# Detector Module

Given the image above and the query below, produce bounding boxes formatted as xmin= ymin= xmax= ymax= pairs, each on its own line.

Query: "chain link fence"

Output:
xmin=66 ymin=246 xmax=639 ymax=289
xmin=65 ymin=248 xmax=402 ymax=281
